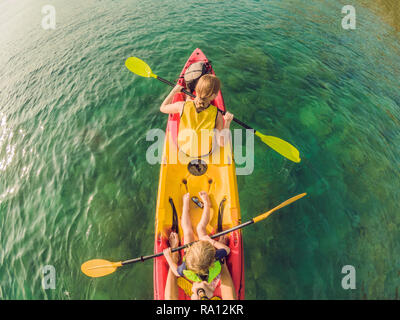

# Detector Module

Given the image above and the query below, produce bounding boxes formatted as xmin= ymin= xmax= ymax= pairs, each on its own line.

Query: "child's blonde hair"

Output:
xmin=185 ymin=240 xmax=216 ymax=276
xmin=194 ymin=74 xmax=221 ymax=110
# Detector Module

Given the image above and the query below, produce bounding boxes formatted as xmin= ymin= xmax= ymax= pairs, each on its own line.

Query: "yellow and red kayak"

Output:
xmin=153 ymin=48 xmax=245 ymax=300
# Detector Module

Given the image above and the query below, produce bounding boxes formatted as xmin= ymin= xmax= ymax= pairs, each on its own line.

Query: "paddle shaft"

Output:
xmin=121 ymin=220 xmax=254 ymax=266
xmin=121 ymin=192 xmax=306 ymax=266
xmin=157 ymin=76 xmax=254 ymax=131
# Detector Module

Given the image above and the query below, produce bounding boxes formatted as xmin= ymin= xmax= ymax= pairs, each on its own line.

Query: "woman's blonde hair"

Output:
xmin=194 ymin=74 xmax=221 ymax=110
xmin=185 ymin=240 xmax=216 ymax=276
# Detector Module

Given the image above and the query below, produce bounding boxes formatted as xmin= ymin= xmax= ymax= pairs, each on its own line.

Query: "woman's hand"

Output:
xmin=223 ymin=112 xmax=234 ymax=124
xmin=160 ymin=82 xmax=183 ymax=114
xmin=172 ymin=84 xmax=183 ymax=93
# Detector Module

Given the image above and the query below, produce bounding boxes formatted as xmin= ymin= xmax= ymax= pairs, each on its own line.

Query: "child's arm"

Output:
xmin=200 ymin=235 xmax=231 ymax=255
xmin=160 ymin=84 xmax=185 ymax=114
xmin=163 ymin=247 xmax=181 ymax=277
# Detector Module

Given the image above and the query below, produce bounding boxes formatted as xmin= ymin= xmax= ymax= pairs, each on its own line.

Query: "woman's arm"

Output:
xmin=160 ymin=84 xmax=185 ymax=114
xmin=215 ymin=112 xmax=233 ymax=147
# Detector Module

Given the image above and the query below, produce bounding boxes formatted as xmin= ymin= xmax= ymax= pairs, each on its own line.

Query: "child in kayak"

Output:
xmin=164 ymin=231 xmax=237 ymax=300
xmin=160 ymin=74 xmax=234 ymax=156
xmin=163 ymin=191 xmax=234 ymax=297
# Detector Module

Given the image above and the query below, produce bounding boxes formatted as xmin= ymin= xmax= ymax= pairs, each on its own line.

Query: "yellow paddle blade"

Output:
xmin=81 ymin=259 xmax=122 ymax=278
xmin=255 ymin=131 xmax=301 ymax=163
xmin=253 ymin=193 xmax=307 ymax=223
xmin=125 ymin=57 xmax=157 ymax=78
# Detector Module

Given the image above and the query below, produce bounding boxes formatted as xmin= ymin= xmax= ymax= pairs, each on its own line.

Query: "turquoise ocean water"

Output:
xmin=0 ymin=0 xmax=399 ymax=299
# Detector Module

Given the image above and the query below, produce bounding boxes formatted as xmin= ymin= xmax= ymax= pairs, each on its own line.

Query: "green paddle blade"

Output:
xmin=125 ymin=57 xmax=157 ymax=78
xmin=255 ymin=131 xmax=301 ymax=163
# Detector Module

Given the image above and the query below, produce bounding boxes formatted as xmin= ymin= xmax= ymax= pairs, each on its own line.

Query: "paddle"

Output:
xmin=81 ymin=192 xmax=307 ymax=278
xmin=125 ymin=57 xmax=301 ymax=163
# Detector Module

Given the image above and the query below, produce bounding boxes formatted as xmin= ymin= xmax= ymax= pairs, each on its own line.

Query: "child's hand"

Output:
xmin=163 ymin=247 xmax=172 ymax=260
xmin=199 ymin=234 xmax=211 ymax=241
xmin=191 ymin=281 xmax=214 ymax=300
xmin=199 ymin=234 xmax=214 ymax=244
xmin=163 ymin=247 xmax=181 ymax=277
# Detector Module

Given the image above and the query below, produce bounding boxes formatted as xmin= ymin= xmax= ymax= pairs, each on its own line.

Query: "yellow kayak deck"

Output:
xmin=155 ymin=132 xmax=241 ymax=239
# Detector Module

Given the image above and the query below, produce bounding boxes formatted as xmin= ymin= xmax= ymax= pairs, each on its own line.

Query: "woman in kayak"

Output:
xmin=163 ymin=191 xmax=236 ymax=299
xmin=160 ymin=74 xmax=234 ymax=155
